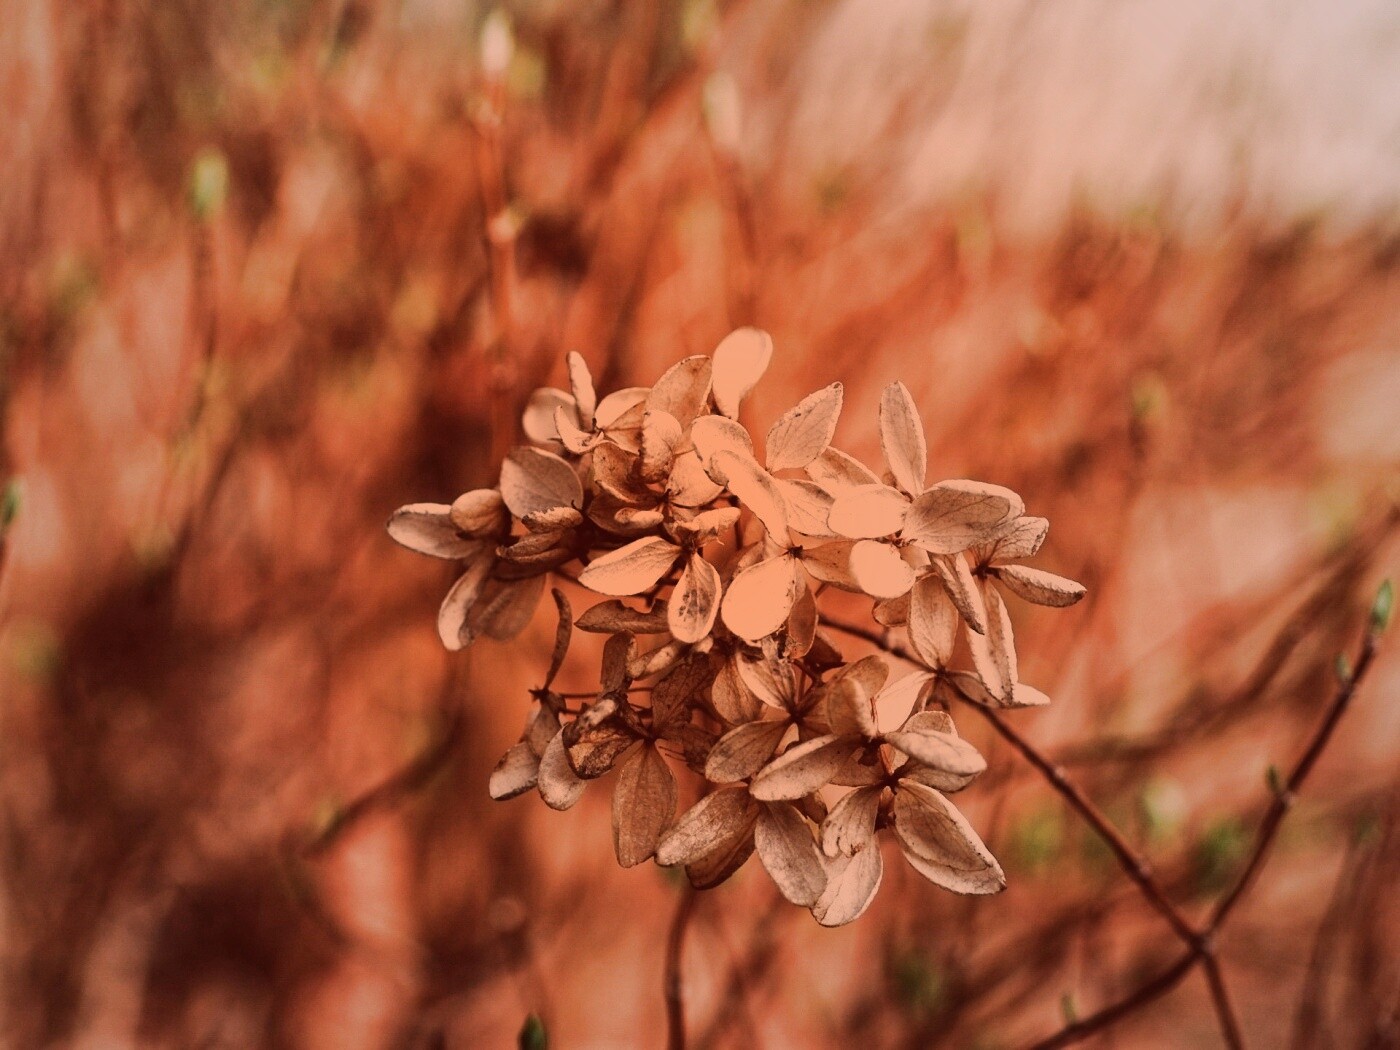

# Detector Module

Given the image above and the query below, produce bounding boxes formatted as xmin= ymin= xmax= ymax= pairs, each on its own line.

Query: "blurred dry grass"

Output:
xmin=1 ymin=1 xmax=1398 ymax=1047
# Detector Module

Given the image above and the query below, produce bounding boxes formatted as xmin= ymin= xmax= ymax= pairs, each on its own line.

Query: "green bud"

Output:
xmin=1265 ymin=764 xmax=1284 ymax=797
xmin=189 ymin=148 xmax=229 ymax=222
xmin=518 ymin=1013 xmax=548 ymax=1050
xmin=1061 ymin=992 xmax=1078 ymax=1025
xmin=1370 ymin=579 xmax=1393 ymax=635
xmin=1 ymin=477 xmax=20 ymax=532
xmin=1334 ymin=652 xmax=1352 ymax=684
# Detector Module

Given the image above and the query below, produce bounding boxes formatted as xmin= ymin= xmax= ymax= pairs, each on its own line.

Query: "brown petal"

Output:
xmin=590 ymin=441 xmax=645 ymax=505
xmin=827 ymin=484 xmax=910 ymax=539
xmin=908 ymin=574 xmax=958 ymax=668
xmin=833 ymin=654 xmax=892 ymax=702
xmin=720 ymin=553 xmax=802 ymax=642
xmin=785 ymin=584 xmax=818 ymax=659
xmin=656 ymin=787 xmax=758 ymax=866
xmin=488 ymin=741 xmax=539 ymax=800
xmin=821 ymin=786 xmax=881 ymax=857
xmin=879 ymin=380 xmax=927 ymax=496
xmin=993 ymin=565 xmax=1086 ymax=607
xmin=565 ymin=721 xmax=636 ymax=779
xmin=903 ymin=481 xmax=1023 ymax=555
xmin=669 ymin=554 xmax=722 ymax=644
xmin=449 ymin=489 xmax=509 ymax=537
xmin=388 ymin=504 xmax=481 ymax=559
xmin=755 ymin=803 xmax=827 ymax=907
xmin=521 ymin=505 xmax=583 ymax=533
xmin=967 ymin=581 xmax=1017 ymax=699
xmin=594 ymin=386 xmax=649 ymax=429
xmin=806 ymin=447 xmax=881 ymax=493
xmin=931 ymin=553 xmax=987 ymax=635
xmin=576 ymin=599 xmax=671 ymax=634
xmin=650 ymin=651 xmax=714 ymax=733
xmin=538 ymin=732 xmax=586 ymax=810
xmin=543 ymin=589 xmax=572 ymax=688
xmin=705 ymin=719 xmax=791 ymax=783
xmin=612 ymin=744 xmax=677 ymax=867
xmin=628 ymin=639 xmax=688 ymax=681
xmin=883 ymin=726 xmax=985 ymax=778
xmin=670 ymin=506 xmax=741 ymax=544
xmin=686 ymin=833 xmax=757 ymax=890
xmin=647 ymin=356 xmax=713 ymax=428
xmin=691 ymin=415 xmax=756 ymax=480
xmin=566 ymin=351 xmax=597 ymax=428
xmin=470 ymin=574 xmax=546 ymax=642
xmin=640 ymin=410 xmax=682 ymax=483
xmin=873 ymin=671 xmax=935 ymax=726
xmin=982 ymin=515 xmax=1048 ymax=562
xmin=873 ymin=593 xmax=911 ymax=627
xmin=750 ymin=734 xmax=854 ymax=801
xmin=777 ymin=478 xmax=836 ymax=537
xmin=578 ymin=537 xmax=682 ymax=596
xmin=765 ymin=382 xmax=844 ymax=471
xmin=736 ymin=655 xmax=799 ymax=710
xmin=556 ymin=406 xmax=597 ymax=454
xmin=600 ymin=634 xmax=636 ymax=695
xmin=713 ymin=450 xmax=790 ymax=543
xmin=893 ymin=782 xmax=1005 ymax=894
xmin=812 ymin=842 xmax=884 ymax=927
xmin=711 ymin=656 xmax=762 ymax=724
xmin=666 ymin=449 xmax=725 ymax=508
xmin=850 ymin=540 xmax=916 ymax=600
xmin=798 ymin=539 xmax=861 ymax=590
xmin=499 ymin=447 xmax=583 ymax=518
xmin=437 ymin=553 xmax=495 ymax=651
xmin=522 ymin=387 xmax=573 ymax=443
xmin=711 ymin=327 xmax=773 ymax=418
xmin=823 ymin=677 xmax=877 ymax=740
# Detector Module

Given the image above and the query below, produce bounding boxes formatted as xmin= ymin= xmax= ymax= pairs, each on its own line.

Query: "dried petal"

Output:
xmin=813 ymin=842 xmax=884 ymax=927
xmin=566 ymin=351 xmax=598 ymax=428
xmin=629 ymin=639 xmax=687 ymax=680
xmin=908 ymin=574 xmax=958 ymax=668
xmin=565 ymin=720 xmax=636 ymax=779
xmin=437 ymin=553 xmax=495 ymax=651
xmin=591 ymin=442 xmax=644 ymax=504
xmin=799 ymin=539 xmax=861 ymax=590
xmin=450 ymin=489 xmax=509 ymax=536
xmin=736 ymin=655 xmax=799 ymax=710
xmin=827 ymin=485 xmax=910 ymax=539
xmin=777 ymin=479 xmax=836 ymax=537
xmin=601 ymin=635 xmax=637 ymax=695
xmin=650 ymin=651 xmax=714 ymax=733
xmin=656 ymin=787 xmax=758 ymax=866
xmin=488 ymin=741 xmax=538 ymax=800
xmin=666 ymin=450 xmax=725 ymax=508
xmin=538 ymin=732 xmax=586 ymax=810
xmin=993 ymin=565 xmax=1086 ymax=607
xmin=765 ymin=382 xmax=844 ymax=471
xmin=883 ymin=726 xmax=985 ymax=778
xmin=640 ymin=410 xmax=683 ymax=482
xmin=522 ymin=387 xmax=573 ymax=443
xmin=903 ymin=481 xmax=1023 ymax=555
xmin=499 ymin=447 xmax=583 ymax=518
xmin=721 ymin=554 xmax=802 ymax=643
xmin=755 ymin=803 xmax=827 ymax=907
xmin=823 ymin=676 xmax=877 ymax=740
xmin=691 ymin=416 xmax=756 ymax=480
xmin=576 ymin=600 xmax=671 ymax=634
xmin=705 ymin=719 xmax=791 ymax=782
xmin=750 ymin=734 xmax=855 ymax=801
xmin=595 ymin=387 xmax=649 ymax=428
xmin=388 ymin=504 xmax=481 ymax=559
xmin=893 ymin=782 xmax=1005 ymax=894
xmin=521 ymin=505 xmax=583 ymax=532
xmin=712 ymin=327 xmax=773 ymax=417
xmin=669 ymin=554 xmax=722 ymax=643
xmin=982 ymin=515 xmax=1048 ymax=563
xmin=711 ymin=657 xmax=762 ymax=723
xmin=471 ymin=574 xmax=545 ymax=641
xmin=556 ymin=406 xmax=596 ymax=454
xmin=931 ymin=553 xmax=987 ymax=635
xmin=713 ymin=450 xmax=790 ymax=543
xmin=806 ymin=447 xmax=881 ymax=493
xmin=612 ymin=744 xmax=677 ymax=867
xmin=647 ymin=356 xmax=713 ymax=427
xmin=967 ymin=582 xmax=1016 ymax=700
xmin=785 ymin=584 xmax=818 ymax=659
xmin=578 ymin=537 xmax=682 ymax=596
xmin=821 ymin=786 xmax=881 ymax=857
xmin=850 ymin=540 xmax=916 ymax=600
xmin=879 ymin=380 xmax=927 ymax=496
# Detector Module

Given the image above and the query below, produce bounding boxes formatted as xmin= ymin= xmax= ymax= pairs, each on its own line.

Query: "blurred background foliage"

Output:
xmin=0 ymin=0 xmax=1398 ymax=1046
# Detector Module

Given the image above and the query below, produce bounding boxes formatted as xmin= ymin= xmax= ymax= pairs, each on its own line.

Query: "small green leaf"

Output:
xmin=1370 ymin=579 xmax=1393 ymax=635
xmin=189 ymin=148 xmax=229 ymax=222
xmin=1334 ymin=652 xmax=1352 ymax=684
xmin=1265 ymin=764 xmax=1284 ymax=797
xmin=1060 ymin=992 xmax=1078 ymax=1025
xmin=1 ymin=477 xmax=20 ymax=532
xmin=518 ymin=1012 xmax=548 ymax=1050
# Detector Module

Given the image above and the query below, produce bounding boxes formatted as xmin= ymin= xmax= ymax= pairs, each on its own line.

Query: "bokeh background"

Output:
xmin=2 ymin=0 xmax=1399 ymax=1047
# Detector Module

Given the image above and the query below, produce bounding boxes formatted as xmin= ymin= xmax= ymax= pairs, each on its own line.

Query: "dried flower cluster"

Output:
xmin=388 ymin=330 xmax=1084 ymax=925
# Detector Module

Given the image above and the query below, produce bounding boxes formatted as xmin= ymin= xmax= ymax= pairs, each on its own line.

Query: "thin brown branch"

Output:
xmin=665 ymin=884 xmax=699 ymax=1050
xmin=1201 ymin=955 xmax=1246 ymax=1050
xmin=1206 ymin=630 xmax=1379 ymax=933
xmin=1027 ymin=950 xmax=1197 ymax=1050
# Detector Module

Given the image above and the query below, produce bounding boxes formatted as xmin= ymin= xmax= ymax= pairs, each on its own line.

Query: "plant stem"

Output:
xmin=665 ymin=884 xmax=698 ymax=1050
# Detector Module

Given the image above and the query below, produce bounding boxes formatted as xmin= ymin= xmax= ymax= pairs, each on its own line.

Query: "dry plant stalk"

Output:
xmin=387 ymin=330 xmax=1085 ymax=925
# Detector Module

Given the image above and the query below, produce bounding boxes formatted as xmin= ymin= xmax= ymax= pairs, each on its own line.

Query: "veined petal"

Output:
xmin=750 ymin=734 xmax=854 ymax=801
xmin=656 ymin=787 xmax=758 ymax=867
xmin=612 ymin=744 xmax=677 ymax=867
xmin=578 ymin=536 xmax=682 ymax=596
xmin=499 ymin=446 xmax=583 ymax=517
xmin=850 ymin=540 xmax=916 ymax=600
xmin=993 ymin=565 xmax=1086 ymax=607
xmin=879 ymin=380 xmax=927 ymax=496
xmin=903 ymin=481 xmax=1023 ymax=555
xmin=908 ymin=574 xmax=958 ymax=668
xmin=388 ymin=504 xmax=482 ymax=559
xmin=821 ymin=785 xmax=882 ymax=857
xmin=720 ymin=553 xmax=802 ymax=642
xmin=828 ymin=484 xmax=910 ymax=539
xmin=813 ymin=842 xmax=884 ymax=926
xmin=766 ymin=382 xmax=843 ymax=472
xmin=893 ymin=782 xmax=1005 ymax=895
xmin=755 ymin=803 xmax=827 ymax=907
xmin=668 ymin=553 xmax=722 ymax=643
xmin=705 ymin=719 xmax=790 ymax=783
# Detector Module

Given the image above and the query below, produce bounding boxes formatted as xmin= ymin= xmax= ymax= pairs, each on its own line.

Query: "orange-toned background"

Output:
xmin=2 ymin=2 xmax=1398 ymax=1047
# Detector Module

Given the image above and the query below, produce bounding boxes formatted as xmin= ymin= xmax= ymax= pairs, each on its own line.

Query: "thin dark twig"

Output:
xmin=1201 ymin=956 xmax=1246 ymax=1050
xmin=665 ymin=884 xmax=699 ymax=1050
xmin=1206 ymin=631 xmax=1380 ymax=933
xmin=1028 ymin=950 xmax=1197 ymax=1050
